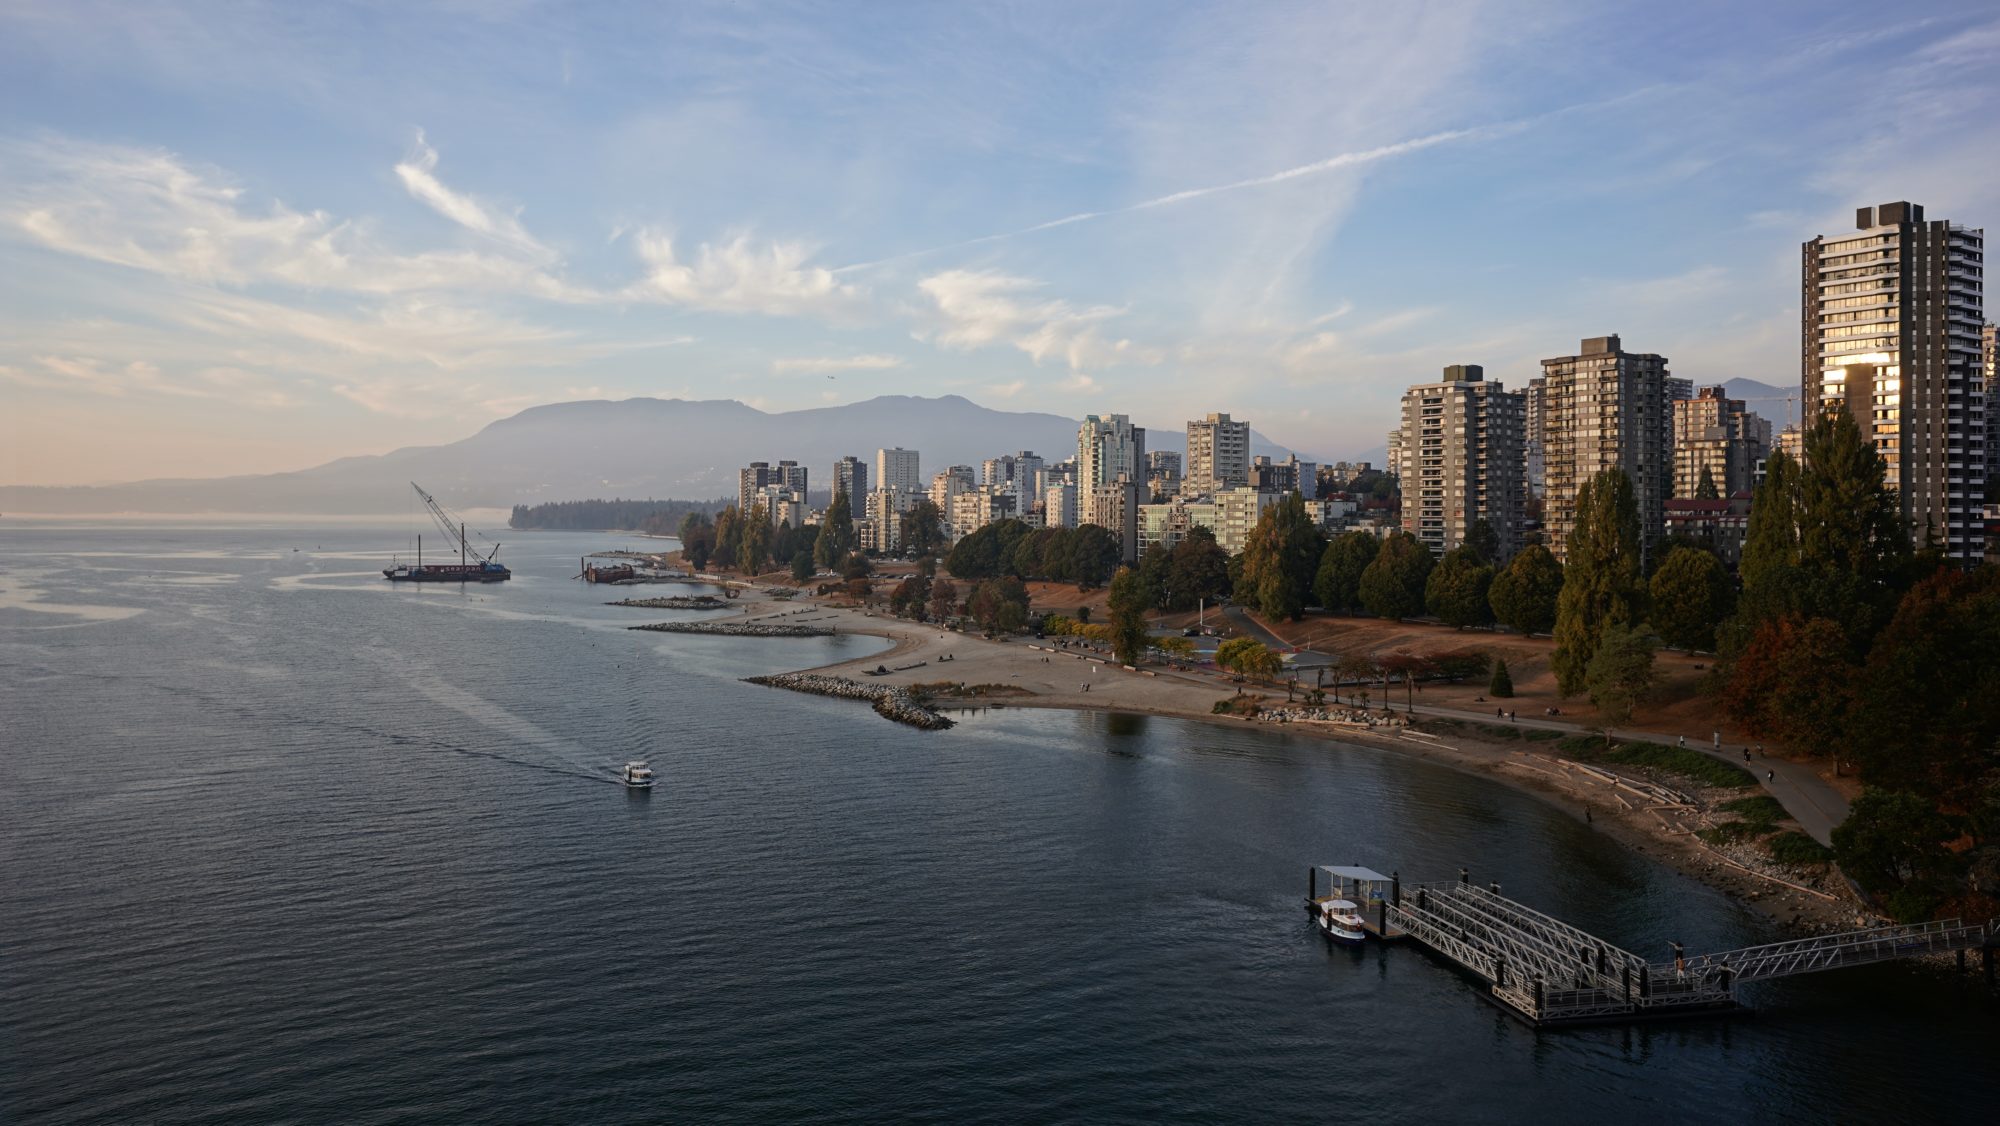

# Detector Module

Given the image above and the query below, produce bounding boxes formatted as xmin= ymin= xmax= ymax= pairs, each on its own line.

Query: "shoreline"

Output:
xmin=712 ymin=585 xmax=1869 ymax=936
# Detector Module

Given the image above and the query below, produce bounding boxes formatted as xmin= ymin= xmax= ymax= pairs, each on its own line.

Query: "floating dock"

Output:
xmin=1307 ymin=865 xmax=1997 ymax=1026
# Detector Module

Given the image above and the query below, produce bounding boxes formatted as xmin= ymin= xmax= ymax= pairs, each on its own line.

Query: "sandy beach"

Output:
xmin=685 ymin=580 xmax=1871 ymax=935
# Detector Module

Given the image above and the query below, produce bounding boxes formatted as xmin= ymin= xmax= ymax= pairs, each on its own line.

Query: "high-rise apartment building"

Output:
xmin=1249 ymin=454 xmax=1318 ymax=496
xmin=831 ymin=456 xmax=868 ymax=519
xmin=1145 ymin=450 xmax=1182 ymax=499
xmin=1043 ymin=483 xmax=1078 ymax=530
xmin=1185 ymin=412 xmax=1250 ymax=496
xmin=1076 ymin=415 xmax=1146 ymax=490
xmin=1672 ymin=386 xmax=1770 ymax=498
xmin=741 ymin=460 xmax=806 ymax=512
xmin=1082 ymin=479 xmax=1143 ymax=562
xmin=1539 ymin=336 xmax=1674 ymax=562
xmin=981 ymin=452 xmax=1045 ymax=511
xmin=1803 ymin=201 xmax=1986 ymax=561
xmin=875 ymin=447 xmax=921 ymax=494
xmin=1985 ymin=323 xmax=1997 ymax=503
xmin=1390 ymin=364 xmax=1527 ymax=561
xmin=1524 ymin=377 xmax=1548 ymax=498
xmin=929 ymin=465 xmax=975 ymax=516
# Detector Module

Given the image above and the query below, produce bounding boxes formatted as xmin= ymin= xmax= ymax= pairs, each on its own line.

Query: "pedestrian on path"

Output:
xmin=1678 ymin=735 xmax=1686 ymax=748
xmin=1767 ymin=770 xmax=1775 ymax=782
xmin=1713 ymin=731 xmax=1721 ymax=748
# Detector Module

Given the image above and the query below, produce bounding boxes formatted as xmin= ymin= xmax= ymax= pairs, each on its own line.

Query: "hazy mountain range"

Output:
xmin=2 ymin=394 xmax=1305 ymax=515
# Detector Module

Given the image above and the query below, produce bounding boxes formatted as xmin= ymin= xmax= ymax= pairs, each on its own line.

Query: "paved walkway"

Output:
xmin=1350 ymin=697 xmax=1850 ymax=845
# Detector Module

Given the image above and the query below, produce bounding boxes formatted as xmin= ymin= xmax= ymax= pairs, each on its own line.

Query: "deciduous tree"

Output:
xmin=1424 ymin=545 xmax=1495 ymax=629
xmin=1167 ymin=527 xmax=1231 ymax=611
xmin=1107 ymin=566 xmax=1151 ymax=666
xmin=1314 ymin=531 xmax=1379 ymax=615
xmin=1239 ymin=492 xmax=1324 ymax=621
xmin=1647 ymin=546 xmax=1732 ymax=652
xmin=1721 ymin=615 xmax=1853 ymax=755
xmin=1358 ymin=532 xmax=1432 ymax=621
xmin=814 ymin=491 xmax=855 ymax=567
xmin=1487 ymin=544 xmax=1561 ymax=636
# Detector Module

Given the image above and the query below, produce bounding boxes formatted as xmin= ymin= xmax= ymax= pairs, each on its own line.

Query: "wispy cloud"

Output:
xmin=838 ymin=126 xmax=1491 ymax=274
xmin=915 ymin=269 xmax=1157 ymax=371
xmin=624 ymin=231 xmax=868 ymax=318
xmin=771 ymin=353 xmax=904 ymax=374
xmin=394 ymin=129 xmax=548 ymax=257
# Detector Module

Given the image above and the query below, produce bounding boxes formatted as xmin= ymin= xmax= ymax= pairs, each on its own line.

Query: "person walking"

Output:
xmin=1678 ymin=735 xmax=1686 ymax=748
xmin=1767 ymin=769 xmax=1775 ymax=782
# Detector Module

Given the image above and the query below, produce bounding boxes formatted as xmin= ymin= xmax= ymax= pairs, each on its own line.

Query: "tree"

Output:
xmin=1425 ymin=545 xmax=1495 ymax=629
xmin=889 ymin=574 xmax=930 ymax=618
xmin=1107 ymin=566 xmax=1151 ymax=666
xmin=814 ymin=491 xmax=855 ymax=568
xmin=840 ymin=551 xmax=873 ymax=580
xmin=1238 ymin=492 xmax=1325 ymax=621
xmin=1067 ymin=524 xmax=1122 ymax=588
xmin=1464 ymin=518 xmax=1500 ymax=565
xmin=1738 ymin=448 xmax=1800 ymax=593
xmin=1694 ymin=464 xmax=1720 ymax=500
xmin=1844 ymin=568 xmax=2000 ymax=805
xmin=899 ymin=499 xmax=947 ymax=559
xmin=1551 ymin=468 xmax=1645 ymax=695
xmin=1721 ymin=615 xmax=1854 ymax=755
xmin=1358 ymin=532 xmax=1432 ymax=621
xmin=1832 ymin=791 xmax=1964 ymax=922
xmin=1647 ymin=546 xmax=1732 ymax=652
xmin=1489 ymin=658 xmax=1514 ymax=698
xmin=967 ymin=577 xmax=1031 ymax=633
xmin=1216 ymin=636 xmax=1281 ymax=679
xmin=1584 ymin=623 xmax=1658 ymax=725
xmin=1487 ymin=544 xmax=1562 ymax=636
xmin=710 ymin=505 xmax=743 ymax=571
xmin=1166 ymin=527 xmax=1231 ymax=610
xmin=679 ymin=512 xmax=717 ymax=571
xmin=1135 ymin=542 xmax=1173 ymax=610
xmin=677 ymin=511 xmax=713 ymax=543
xmin=928 ymin=577 xmax=958 ymax=622
xmin=790 ymin=550 xmax=815 ymax=582
xmin=1796 ymin=407 xmax=1910 ymax=587
xmin=1314 ymin=531 xmax=1379 ymax=615
xmin=737 ymin=504 xmax=772 ymax=574
xmin=944 ymin=520 xmax=1012 ymax=579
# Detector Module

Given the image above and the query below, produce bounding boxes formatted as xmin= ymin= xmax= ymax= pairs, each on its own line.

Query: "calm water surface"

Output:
xmin=2 ymin=520 xmax=1994 ymax=1124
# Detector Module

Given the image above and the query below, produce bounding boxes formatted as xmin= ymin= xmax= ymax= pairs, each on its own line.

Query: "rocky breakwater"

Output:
xmin=744 ymin=673 xmax=955 ymax=730
xmin=610 ymin=596 xmax=729 ymax=610
xmin=628 ymin=621 xmax=834 ymax=637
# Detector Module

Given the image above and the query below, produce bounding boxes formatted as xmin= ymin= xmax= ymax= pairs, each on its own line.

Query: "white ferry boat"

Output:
xmin=1316 ymin=898 xmax=1367 ymax=945
xmin=622 ymin=761 xmax=655 ymax=789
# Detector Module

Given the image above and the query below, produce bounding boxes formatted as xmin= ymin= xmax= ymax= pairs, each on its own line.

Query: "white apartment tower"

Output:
xmin=1804 ymin=202 xmax=1986 ymax=561
xmin=1076 ymin=415 xmax=1146 ymax=490
xmin=875 ymin=447 xmax=921 ymax=495
xmin=1391 ymin=365 xmax=1526 ymax=561
xmin=1539 ymin=336 xmax=1674 ymax=563
xmin=1185 ymin=412 xmax=1251 ymax=496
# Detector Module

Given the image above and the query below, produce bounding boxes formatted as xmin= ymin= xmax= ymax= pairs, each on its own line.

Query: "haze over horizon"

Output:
xmin=5 ymin=0 xmax=1999 ymax=487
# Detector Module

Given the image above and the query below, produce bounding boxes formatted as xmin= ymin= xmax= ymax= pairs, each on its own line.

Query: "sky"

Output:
xmin=4 ymin=1 xmax=1999 ymax=487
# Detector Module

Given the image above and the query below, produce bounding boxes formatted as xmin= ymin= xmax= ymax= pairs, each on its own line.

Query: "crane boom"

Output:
xmin=410 ymin=482 xmax=501 ymax=563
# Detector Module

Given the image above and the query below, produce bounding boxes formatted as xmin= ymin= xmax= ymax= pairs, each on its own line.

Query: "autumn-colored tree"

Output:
xmin=1721 ymin=615 xmax=1854 ymax=756
xmin=927 ymin=577 xmax=958 ymax=622
xmin=1216 ymin=636 xmax=1282 ymax=679
xmin=1239 ymin=492 xmax=1325 ymax=621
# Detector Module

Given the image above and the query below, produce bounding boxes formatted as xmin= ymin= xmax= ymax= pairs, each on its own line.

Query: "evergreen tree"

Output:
xmin=1489 ymin=657 xmax=1514 ymax=698
xmin=1694 ymin=464 xmax=1720 ymax=500
xmin=898 ymin=498 xmax=947 ymax=559
xmin=1551 ymin=468 xmax=1645 ymax=695
xmin=790 ymin=550 xmax=814 ymax=582
xmin=814 ymin=491 xmax=855 ymax=567
xmin=1797 ymin=408 xmax=1910 ymax=585
xmin=1647 ymin=545 xmax=1733 ymax=652
xmin=1135 ymin=542 xmax=1173 ymax=609
xmin=1845 ymin=568 xmax=2000 ymax=805
xmin=1358 ymin=532 xmax=1433 ymax=621
xmin=710 ymin=505 xmax=743 ymax=571
xmin=1314 ymin=530 xmax=1379 ymax=614
xmin=1487 ymin=544 xmax=1562 ymax=636
xmin=1424 ymin=545 xmax=1495 ymax=629
xmin=1738 ymin=448 xmax=1800 ymax=592
xmin=737 ymin=503 xmax=772 ymax=574
xmin=1239 ymin=492 xmax=1324 ymax=621
xmin=1107 ymin=566 xmax=1151 ymax=666
xmin=1584 ymin=623 xmax=1658 ymax=724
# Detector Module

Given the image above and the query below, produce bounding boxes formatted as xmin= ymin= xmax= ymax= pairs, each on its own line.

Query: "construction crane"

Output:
xmin=411 ymin=481 xmax=502 ymax=565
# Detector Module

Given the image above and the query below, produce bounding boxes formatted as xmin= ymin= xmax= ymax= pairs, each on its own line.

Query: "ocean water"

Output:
xmin=1 ymin=520 xmax=1994 ymax=1124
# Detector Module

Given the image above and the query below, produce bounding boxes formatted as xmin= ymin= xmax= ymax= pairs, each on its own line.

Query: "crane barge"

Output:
xmin=382 ymin=482 xmax=513 ymax=583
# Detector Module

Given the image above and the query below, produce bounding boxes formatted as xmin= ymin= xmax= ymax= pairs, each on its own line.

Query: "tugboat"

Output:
xmin=1315 ymin=898 xmax=1368 ymax=945
xmin=383 ymin=482 xmax=512 ymax=583
xmin=621 ymin=761 xmax=655 ymax=789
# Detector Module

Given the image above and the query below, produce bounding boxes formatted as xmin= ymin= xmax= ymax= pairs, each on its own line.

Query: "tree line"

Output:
xmin=508 ymin=498 xmax=729 ymax=533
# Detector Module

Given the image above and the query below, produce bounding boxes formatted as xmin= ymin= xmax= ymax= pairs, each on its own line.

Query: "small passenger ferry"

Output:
xmin=1316 ymin=898 xmax=1368 ymax=944
xmin=622 ymin=761 xmax=655 ymax=789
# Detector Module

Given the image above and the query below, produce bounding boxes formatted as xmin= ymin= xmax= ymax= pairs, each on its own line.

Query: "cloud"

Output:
xmin=394 ymin=130 xmax=548 ymax=257
xmin=771 ymin=353 xmax=905 ymax=374
xmin=915 ymin=269 xmax=1157 ymax=371
xmin=838 ymin=127 xmax=1490 ymax=274
xmin=985 ymin=379 xmax=1025 ymax=399
xmin=624 ymin=231 xmax=868 ymax=318
xmin=2 ymin=354 xmax=300 ymax=406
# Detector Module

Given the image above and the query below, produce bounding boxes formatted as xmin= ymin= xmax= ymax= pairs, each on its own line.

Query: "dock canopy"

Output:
xmin=1311 ymin=865 xmax=1395 ymax=904
xmin=1322 ymin=866 xmax=1390 ymax=883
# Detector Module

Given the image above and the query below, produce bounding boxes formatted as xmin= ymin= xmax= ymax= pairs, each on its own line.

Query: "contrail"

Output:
xmin=834 ymin=125 xmax=1493 ymax=274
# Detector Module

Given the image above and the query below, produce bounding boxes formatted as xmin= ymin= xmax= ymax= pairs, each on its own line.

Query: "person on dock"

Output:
xmin=1672 ymin=941 xmax=1687 ymax=980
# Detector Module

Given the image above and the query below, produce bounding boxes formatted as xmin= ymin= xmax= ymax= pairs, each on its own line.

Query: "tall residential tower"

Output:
xmin=1539 ymin=336 xmax=1674 ymax=562
xmin=1391 ymin=364 xmax=1526 ymax=561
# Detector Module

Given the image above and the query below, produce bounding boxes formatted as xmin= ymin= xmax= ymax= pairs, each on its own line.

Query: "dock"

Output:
xmin=1306 ymin=865 xmax=1997 ymax=1026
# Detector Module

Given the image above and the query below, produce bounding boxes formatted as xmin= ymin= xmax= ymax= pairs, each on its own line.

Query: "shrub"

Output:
xmin=1489 ymin=658 xmax=1514 ymax=698
xmin=1768 ymin=831 xmax=1833 ymax=867
xmin=1720 ymin=795 xmax=1787 ymax=830
xmin=1698 ymin=820 xmax=1771 ymax=844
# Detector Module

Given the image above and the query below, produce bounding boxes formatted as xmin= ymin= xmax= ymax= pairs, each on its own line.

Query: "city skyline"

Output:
xmin=5 ymin=1 xmax=2000 ymax=487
